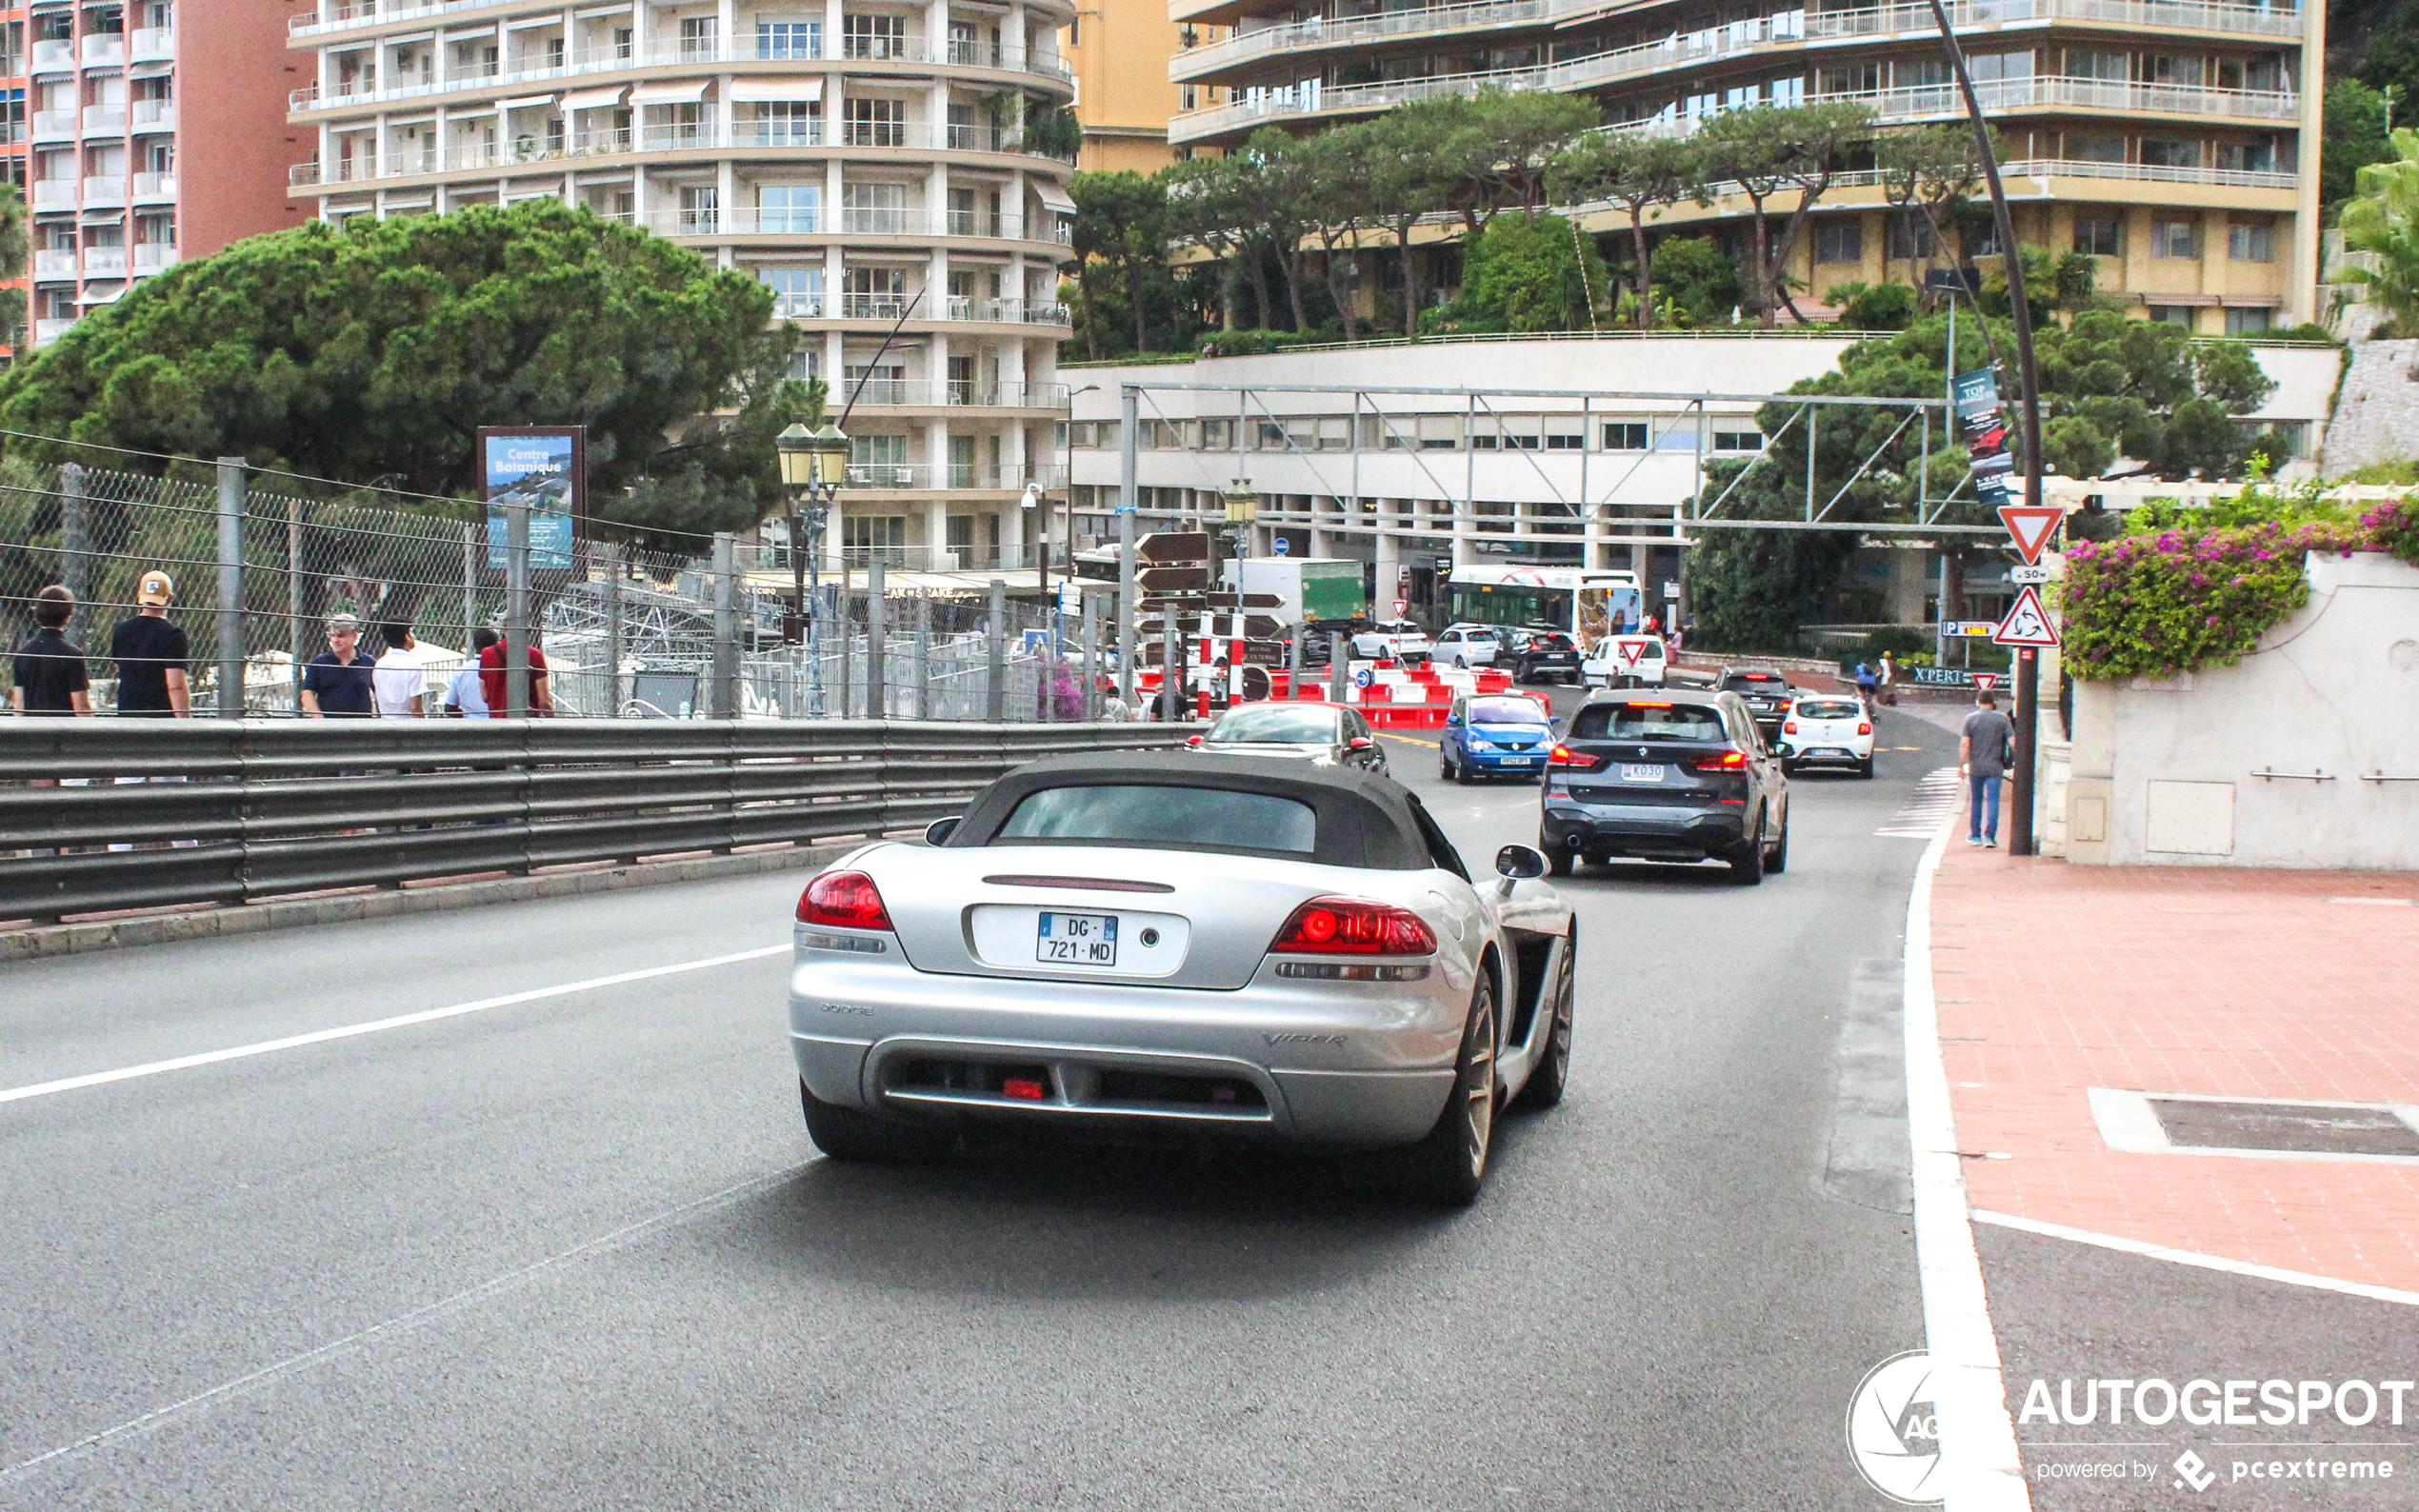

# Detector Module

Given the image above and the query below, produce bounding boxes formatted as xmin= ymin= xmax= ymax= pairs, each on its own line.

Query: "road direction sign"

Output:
xmin=1997 ymin=505 xmax=2064 ymax=564
xmin=1137 ymin=565 xmax=1210 ymax=593
xmin=1353 ymin=668 xmax=1373 ymax=688
xmin=2008 ymin=564 xmax=2054 ymax=585
xmin=1991 ymin=585 xmax=2060 ymax=647
xmin=1662 ymin=580 xmax=1681 ymax=600
xmin=1273 ymin=538 xmax=1291 ymax=556
xmin=1135 ymin=532 xmax=1210 ymax=565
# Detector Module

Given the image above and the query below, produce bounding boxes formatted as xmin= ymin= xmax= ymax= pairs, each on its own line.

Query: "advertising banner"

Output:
xmin=480 ymin=427 xmax=587 ymax=573
xmin=1952 ymin=367 xmax=2012 ymax=504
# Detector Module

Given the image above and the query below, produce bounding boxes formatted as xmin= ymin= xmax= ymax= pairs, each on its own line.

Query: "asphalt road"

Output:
xmin=0 ymin=703 xmax=1966 ymax=1510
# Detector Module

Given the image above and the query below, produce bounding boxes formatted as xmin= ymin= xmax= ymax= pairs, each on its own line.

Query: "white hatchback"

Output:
xmin=1778 ymin=695 xmax=1875 ymax=778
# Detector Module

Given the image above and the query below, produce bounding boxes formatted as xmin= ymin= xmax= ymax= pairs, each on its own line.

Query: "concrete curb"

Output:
xmin=0 ymin=843 xmax=860 ymax=965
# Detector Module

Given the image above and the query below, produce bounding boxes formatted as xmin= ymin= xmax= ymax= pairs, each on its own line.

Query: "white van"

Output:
xmin=1581 ymin=634 xmax=1668 ymax=688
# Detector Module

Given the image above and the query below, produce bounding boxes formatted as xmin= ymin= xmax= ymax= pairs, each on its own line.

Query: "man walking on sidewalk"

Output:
xmin=1959 ymin=688 xmax=2014 ymax=847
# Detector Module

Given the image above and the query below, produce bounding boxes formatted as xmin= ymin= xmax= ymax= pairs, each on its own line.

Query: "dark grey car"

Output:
xmin=1536 ymin=688 xmax=1790 ymax=885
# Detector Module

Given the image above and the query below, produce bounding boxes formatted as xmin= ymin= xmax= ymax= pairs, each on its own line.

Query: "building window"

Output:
xmin=843 ymin=96 xmax=905 ymax=148
xmin=678 ymin=15 xmax=716 ymax=59
xmin=2139 ymin=137 xmax=2199 ymax=169
xmin=2228 ymin=219 xmax=2273 ymax=262
xmin=2224 ymin=307 xmax=2273 ymax=336
xmin=2217 ymin=140 xmax=2277 ymax=173
xmin=756 ymin=18 xmax=820 ymax=58
xmin=1602 ymin=422 xmax=1649 ymax=450
xmin=843 ymin=513 xmax=907 ymax=554
xmin=2066 ymin=132 xmax=2126 ymax=163
xmin=843 ymin=13 xmax=905 ymax=59
xmin=2066 ymin=48 xmax=2129 ymax=81
xmin=1886 ymin=215 xmax=1933 ymax=261
xmin=1966 ymin=219 xmax=2001 ymax=258
xmin=1711 ymin=429 xmax=1763 ymax=452
xmin=2072 ymin=212 xmax=2122 ymax=257
xmin=759 ymin=265 xmax=823 ymax=317
xmin=2147 ymin=304 xmax=2196 ymax=327
xmin=756 ymin=182 xmax=819 ymax=232
xmin=2151 ymin=218 xmax=2200 ymax=258
xmin=752 ymin=100 xmax=820 ymax=146
xmin=1814 ymin=220 xmax=1862 ymax=264
xmin=840 ymin=180 xmax=907 ymax=230
xmin=676 ymin=183 xmax=717 ymax=233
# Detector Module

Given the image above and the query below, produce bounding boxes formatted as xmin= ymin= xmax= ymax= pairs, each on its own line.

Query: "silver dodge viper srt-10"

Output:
xmin=788 ymin=751 xmax=1577 ymax=1203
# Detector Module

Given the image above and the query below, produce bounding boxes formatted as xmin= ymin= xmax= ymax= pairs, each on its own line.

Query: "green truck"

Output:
xmin=1226 ymin=558 xmax=1368 ymax=627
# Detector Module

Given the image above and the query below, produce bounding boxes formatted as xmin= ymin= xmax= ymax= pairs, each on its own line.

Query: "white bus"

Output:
xmin=1444 ymin=566 xmax=1643 ymax=647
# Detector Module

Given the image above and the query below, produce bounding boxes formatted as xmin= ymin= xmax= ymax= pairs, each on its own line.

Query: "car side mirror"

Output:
xmin=1494 ymin=844 xmax=1549 ymax=881
xmin=1348 ymin=736 xmax=1372 ymax=750
xmin=924 ymin=816 xmax=961 ymax=846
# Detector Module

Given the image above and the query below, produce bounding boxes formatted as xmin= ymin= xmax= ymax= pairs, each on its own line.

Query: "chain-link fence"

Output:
xmin=0 ymin=457 xmax=1107 ymax=723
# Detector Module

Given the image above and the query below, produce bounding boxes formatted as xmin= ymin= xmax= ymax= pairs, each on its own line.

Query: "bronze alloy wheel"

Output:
xmin=1516 ymin=926 xmax=1575 ymax=1110
xmin=1408 ymin=976 xmax=1499 ymax=1204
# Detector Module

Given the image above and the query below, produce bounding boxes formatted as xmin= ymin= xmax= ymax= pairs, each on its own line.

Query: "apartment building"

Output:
xmin=25 ymin=0 xmax=311 ymax=348
xmin=1166 ymin=0 xmax=2326 ymax=331
xmin=1062 ymin=0 xmax=1211 ymax=169
xmin=2 ymin=10 xmax=27 ymax=354
xmin=290 ymin=0 xmax=1080 ymax=573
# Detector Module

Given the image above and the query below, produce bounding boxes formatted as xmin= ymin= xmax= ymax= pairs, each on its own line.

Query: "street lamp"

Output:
xmin=777 ymin=419 xmax=849 ymax=714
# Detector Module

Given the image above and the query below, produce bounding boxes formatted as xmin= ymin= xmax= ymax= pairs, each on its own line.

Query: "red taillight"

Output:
xmin=1858 ymin=722 xmax=1872 ymax=735
xmin=1002 ymin=1076 xmax=1048 ymax=1101
xmin=798 ymin=869 xmax=892 ymax=929
xmin=1692 ymin=750 xmax=1749 ymax=771
xmin=1782 ymin=720 xmax=1798 ymax=734
xmin=1270 ymin=896 xmax=1437 ymax=956
xmin=1547 ymin=743 xmax=1605 ymax=771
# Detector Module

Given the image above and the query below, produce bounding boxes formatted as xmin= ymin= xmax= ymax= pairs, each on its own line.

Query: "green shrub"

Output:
xmin=2063 ymin=520 xmax=2368 ymax=680
xmin=1826 ymin=281 xmax=1917 ymax=331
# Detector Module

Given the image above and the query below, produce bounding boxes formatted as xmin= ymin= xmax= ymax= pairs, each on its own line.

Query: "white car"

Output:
xmin=788 ymin=752 xmax=1577 ymax=1204
xmin=1350 ymin=619 xmax=1432 ymax=663
xmin=1581 ymin=634 xmax=1669 ymax=688
xmin=1431 ymin=625 xmax=1503 ymax=668
xmin=1778 ymin=693 xmax=1875 ymax=778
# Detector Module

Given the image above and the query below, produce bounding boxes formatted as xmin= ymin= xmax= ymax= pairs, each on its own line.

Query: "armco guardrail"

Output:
xmin=1 ymin=720 xmax=1183 ymax=924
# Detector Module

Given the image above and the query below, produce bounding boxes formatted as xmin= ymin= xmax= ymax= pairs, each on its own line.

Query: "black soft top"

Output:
xmin=950 ymin=750 xmax=1436 ymax=870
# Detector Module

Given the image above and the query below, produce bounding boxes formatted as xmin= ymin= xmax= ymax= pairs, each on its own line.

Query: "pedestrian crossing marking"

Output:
xmin=1876 ymin=767 xmax=1961 ymax=838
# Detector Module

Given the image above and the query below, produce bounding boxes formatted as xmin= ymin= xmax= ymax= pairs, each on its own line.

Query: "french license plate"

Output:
xmin=1037 ymin=910 xmax=1117 ymax=965
xmin=1501 ymin=756 xmax=1536 ymax=766
xmin=1621 ymin=764 xmax=1666 ymax=782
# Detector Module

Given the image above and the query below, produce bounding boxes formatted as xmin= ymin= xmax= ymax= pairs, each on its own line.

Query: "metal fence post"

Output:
xmin=986 ymin=578 xmax=1006 ymax=723
xmin=915 ymin=592 xmax=931 ymax=720
xmin=460 ymin=520 xmax=477 ymax=655
xmin=865 ymin=558 xmax=886 ymax=719
xmin=711 ymin=531 xmax=738 ymax=719
xmin=1117 ymin=386 xmax=1138 ymax=708
xmin=290 ymin=502 xmax=307 ymax=716
xmin=836 ymin=586 xmax=852 ymax=718
xmin=1164 ymin=619 xmax=1180 ymax=721
xmin=1329 ymin=631 xmax=1347 ymax=704
xmin=58 ymin=464 xmax=87 ymax=641
xmin=600 ymin=540 xmax=623 ymax=717
xmin=504 ymin=497 xmax=531 ymax=718
xmin=216 ymin=457 xmax=245 ymax=719
xmin=1081 ymin=590 xmax=1099 ymax=719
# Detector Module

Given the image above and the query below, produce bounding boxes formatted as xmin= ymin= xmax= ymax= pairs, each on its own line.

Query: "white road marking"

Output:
xmin=1904 ymin=807 xmax=2033 ymax=1510
xmin=1878 ymin=766 xmax=1965 ymax=838
xmin=0 ymin=1163 xmax=807 ymax=1485
xmin=1971 ymin=1210 xmax=2419 ymax=1308
xmin=0 ymin=945 xmax=790 ymax=1108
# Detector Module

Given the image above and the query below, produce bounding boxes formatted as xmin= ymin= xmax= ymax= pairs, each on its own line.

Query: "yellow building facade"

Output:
xmin=1066 ymin=0 xmax=1223 ymax=171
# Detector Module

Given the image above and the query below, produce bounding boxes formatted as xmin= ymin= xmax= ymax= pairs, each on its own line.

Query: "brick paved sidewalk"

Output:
xmin=1932 ymin=841 xmax=2419 ymax=1292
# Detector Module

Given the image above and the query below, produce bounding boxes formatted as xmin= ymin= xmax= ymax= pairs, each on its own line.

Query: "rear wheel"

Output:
xmin=1858 ymin=755 xmax=1875 ymax=779
xmin=1404 ymin=976 xmax=1499 ymax=1205
xmin=1729 ymin=819 xmax=1766 ymax=886
xmin=1545 ymin=838 xmax=1575 ymax=877
xmin=1766 ymin=813 xmax=1789 ymax=875
xmin=800 ymin=1080 xmax=950 ymax=1163
xmin=1515 ymin=926 xmax=1576 ymax=1110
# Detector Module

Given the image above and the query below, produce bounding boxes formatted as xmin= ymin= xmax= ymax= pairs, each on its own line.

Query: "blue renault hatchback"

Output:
xmin=1441 ymin=693 xmax=1557 ymax=784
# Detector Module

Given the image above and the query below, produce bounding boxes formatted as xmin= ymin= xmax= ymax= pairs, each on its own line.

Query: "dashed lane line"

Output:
xmin=0 ymin=945 xmax=790 ymax=1108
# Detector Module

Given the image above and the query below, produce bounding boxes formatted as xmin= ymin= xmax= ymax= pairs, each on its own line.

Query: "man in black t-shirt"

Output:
xmin=110 ymin=569 xmax=190 ymax=717
xmin=11 ymin=585 xmax=92 ymax=715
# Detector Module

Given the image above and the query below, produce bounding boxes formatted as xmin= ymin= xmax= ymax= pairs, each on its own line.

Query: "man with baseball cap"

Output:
xmin=110 ymin=569 xmax=190 ymax=717
xmin=300 ymin=613 xmax=376 ymax=717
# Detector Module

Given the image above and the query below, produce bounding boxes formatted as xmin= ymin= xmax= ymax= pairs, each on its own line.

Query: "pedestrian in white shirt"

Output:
xmin=372 ymin=620 xmax=430 ymax=717
xmin=445 ymin=628 xmax=498 ymax=716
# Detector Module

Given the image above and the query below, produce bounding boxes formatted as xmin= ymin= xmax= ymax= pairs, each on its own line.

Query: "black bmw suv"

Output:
xmin=1537 ymin=688 xmax=1790 ymax=885
xmin=1718 ymin=666 xmax=1795 ymax=740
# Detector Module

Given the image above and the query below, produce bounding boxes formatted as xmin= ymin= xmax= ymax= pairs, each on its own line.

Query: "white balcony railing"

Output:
xmin=31 ymin=179 xmax=75 ymax=210
xmin=80 ymin=33 xmax=125 ymax=66
xmin=131 ymin=99 xmax=176 ymax=131
xmin=30 ymin=37 xmax=75 ymax=70
xmin=31 ymin=109 xmax=75 ymax=139
xmin=132 ymin=171 xmax=176 ymax=199
xmin=32 ymin=249 xmax=76 ymax=279
xmin=81 ymin=247 xmax=127 ymax=275
xmin=840 ymin=380 xmax=1073 ymax=408
xmin=34 ymin=318 xmax=76 ymax=346
xmin=130 ymin=25 xmax=174 ymax=59
xmin=81 ymin=176 xmax=127 ymax=206
xmin=132 ymin=243 xmax=181 ymax=270
xmin=82 ymin=105 xmax=127 ymax=133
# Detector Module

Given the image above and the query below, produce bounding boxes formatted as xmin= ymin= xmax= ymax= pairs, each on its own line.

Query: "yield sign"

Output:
xmin=1621 ymin=640 xmax=1647 ymax=666
xmin=1997 ymin=505 xmax=2064 ymax=565
xmin=1991 ymin=585 xmax=2060 ymax=647
xmin=1972 ymin=672 xmax=2000 ymax=691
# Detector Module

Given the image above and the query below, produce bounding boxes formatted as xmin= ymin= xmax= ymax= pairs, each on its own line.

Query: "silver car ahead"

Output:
xmin=1185 ymin=702 xmax=1388 ymax=775
xmin=788 ymin=752 xmax=1577 ymax=1204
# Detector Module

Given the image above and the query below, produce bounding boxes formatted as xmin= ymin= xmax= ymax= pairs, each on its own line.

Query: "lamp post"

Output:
xmin=778 ymin=420 xmax=850 ymax=716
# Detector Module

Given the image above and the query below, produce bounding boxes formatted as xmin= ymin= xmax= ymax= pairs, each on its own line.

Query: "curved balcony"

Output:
xmin=843 ymin=381 xmax=1072 ymax=412
xmin=291 ymin=0 xmax=1077 ymax=51
xmin=1178 ymin=0 xmax=2293 ymax=84
xmin=762 ymin=290 xmax=1072 ymax=325
xmin=627 ymin=205 xmax=1072 ymax=248
xmin=1172 ymin=59 xmax=2296 ymax=144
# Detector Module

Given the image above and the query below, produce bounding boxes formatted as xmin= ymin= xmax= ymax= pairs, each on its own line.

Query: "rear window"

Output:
xmin=1722 ymin=671 xmax=1786 ymax=689
xmin=1207 ymin=706 xmax=1336 ymax=744
xmin=996 ymin=785 xmax=1317 ymax=854
xmin=1569 ymin=702 xmax=1729 ymax=741
xmin=1466 ymin=697 xmax=1549 ymax=726
xmin=1796 ymin=699 xmax=1864 ymax=720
